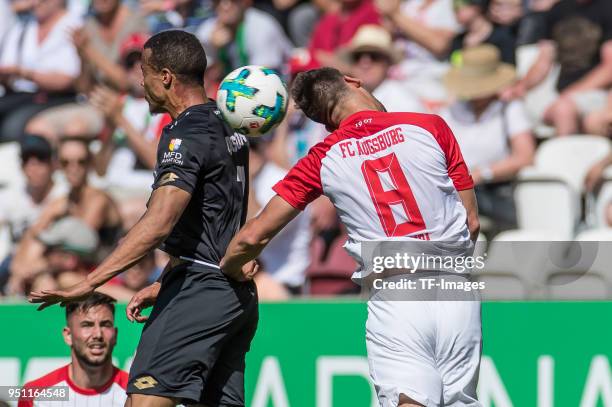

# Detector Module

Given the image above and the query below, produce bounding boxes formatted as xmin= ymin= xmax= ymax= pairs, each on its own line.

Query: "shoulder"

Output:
xmin=382 ymin=111 xmax=449 ymax=131
xmin=112 ymin=367 xmax=129 ymax=390
xmin=23 ymin=365 xmax=68 ymax=389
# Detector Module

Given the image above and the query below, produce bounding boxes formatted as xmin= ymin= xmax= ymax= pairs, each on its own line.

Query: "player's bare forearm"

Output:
xmin=458 ymin=189 xmax=480 ymax=242
xmin=86 ymin=186 xmax=192 ymax=288
xmin=221 ymin=195 xmax=300 ymax=277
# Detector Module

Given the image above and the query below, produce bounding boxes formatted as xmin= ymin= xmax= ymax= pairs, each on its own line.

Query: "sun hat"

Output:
xmin=339 ymin=25 xmax=403 ymax=65
xmin=38 ymin=217 xmax=99 ymax=259
xmin=443 ymin=44 xmax=516 ymax=100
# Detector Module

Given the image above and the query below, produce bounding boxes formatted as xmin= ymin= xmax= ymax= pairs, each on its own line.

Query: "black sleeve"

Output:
xmin=153 ymin=114 xmax=210 ymax=194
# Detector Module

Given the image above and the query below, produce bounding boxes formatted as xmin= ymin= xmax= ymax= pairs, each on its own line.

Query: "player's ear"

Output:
xmin=62 ymin=326 xmax=72 ymax=347
xmin=344 ymin=75 xmax=362 ymax=88
xmin=161 ymin=68 xmax=173 ymax=89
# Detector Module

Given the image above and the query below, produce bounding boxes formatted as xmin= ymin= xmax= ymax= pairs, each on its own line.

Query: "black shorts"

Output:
xmin=127 ymin=261 xmax=258 ymax=406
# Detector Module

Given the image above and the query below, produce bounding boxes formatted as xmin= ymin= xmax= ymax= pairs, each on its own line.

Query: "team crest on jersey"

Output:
xmin=133 ymin=376 xmax=158 ymax=390
xmin=169 ymin=138 xmax=182 ymax=151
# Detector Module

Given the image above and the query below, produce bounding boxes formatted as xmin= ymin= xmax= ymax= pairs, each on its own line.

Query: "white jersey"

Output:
xmin=273 ymin=111 xmax=474 ymax=281
xmin=18 ymin=364 xmax=128 ymax=407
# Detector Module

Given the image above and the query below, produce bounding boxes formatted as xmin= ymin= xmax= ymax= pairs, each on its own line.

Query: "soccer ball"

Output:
xmin=216 ymin=65 xmax=288 ymax=137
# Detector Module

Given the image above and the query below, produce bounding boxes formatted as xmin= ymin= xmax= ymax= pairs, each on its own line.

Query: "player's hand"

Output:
xmin=28 ymin=279 xmax=96 ymax=311
xmin=222 ymin=259 xmax=260 ymax=282
xmin=126 ymin=282 xmax=161 ymax=323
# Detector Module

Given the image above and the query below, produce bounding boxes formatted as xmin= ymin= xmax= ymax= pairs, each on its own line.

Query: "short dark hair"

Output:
xmin=144 ymin=30 xmax=207 ymax=86
xmin=290 ymin=68 xmax=349 ymax=125
xmin=65 ymin=292 xmax=116 ymax=322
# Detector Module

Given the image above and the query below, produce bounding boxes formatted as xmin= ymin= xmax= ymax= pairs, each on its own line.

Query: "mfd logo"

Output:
xmin=169 ymin=138 xmax=182 ymax=151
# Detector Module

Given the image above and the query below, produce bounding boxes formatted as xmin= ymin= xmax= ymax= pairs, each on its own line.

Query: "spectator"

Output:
xmin=308 ymin=0 xmax=381 ymax=69
xmin=341 ymin=25 xmax=424 ymax=112
xmin=0 ymin=135 xmax=66 ymax=295
xmin=503 ymin=0 xmax=612 ymax=136
xmin=9 ymin=138 xmax=122 ymax=292
xmin=0 ymin=135 xmax=65 ymax=252
xmin=0 ymin=0 xmax=82 ymax=142
xmin=449 ymin=0 xmax=517 ymax=65
xmin=18 ymin=293 xmax=128 ymax=407
xmin=25 ymin=0 xmax=149 ymax=141
xmin=88 ymin=34 xmax=163 ymax=191
xmin=30 ymin=217 xmax=99 ymax=293
xmin=196 ymin=0 xmax=292 ymax=75
xmin=441 ymin=45 xmax=535 ymax=230
xmin=376 ymin=0 xmax=461 ymax=100
xmin=249 ymin=141 xmax=310 ymax=299
xmin=140 ymin=0 xmax=212 ymax=33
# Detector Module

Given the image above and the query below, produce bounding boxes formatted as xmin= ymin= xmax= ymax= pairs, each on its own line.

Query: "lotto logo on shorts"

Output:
xmin=133 ymin=376 xmax=158 ymax=390
xmin=169 ymin=138 xmax=182 ymax=151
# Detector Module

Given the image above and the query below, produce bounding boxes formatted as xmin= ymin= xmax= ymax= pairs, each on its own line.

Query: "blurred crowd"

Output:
xmin=0 ymin=0 xmax=612 ymax=300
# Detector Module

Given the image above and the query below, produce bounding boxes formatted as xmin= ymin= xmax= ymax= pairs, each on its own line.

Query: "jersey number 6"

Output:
xmin=361 ymin=153 xmax=427 ymax=237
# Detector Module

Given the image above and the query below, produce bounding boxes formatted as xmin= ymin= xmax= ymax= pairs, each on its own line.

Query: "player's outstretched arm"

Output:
xmin=457 ymin=189 xmax=480 ymax=243
xmin=29 ymin=186 xmax=191 ymax=310
xmin=221 ymin=195 xmax=301 ymax=281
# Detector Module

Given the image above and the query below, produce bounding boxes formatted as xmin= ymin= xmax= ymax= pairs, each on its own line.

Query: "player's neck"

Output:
xmin=69 ymin=360 xmax=114 ymax=390
xmin=165 ymin=87 xmax=208 ymax=120
xmin=333 ymin=95 xmax=383 ymax=128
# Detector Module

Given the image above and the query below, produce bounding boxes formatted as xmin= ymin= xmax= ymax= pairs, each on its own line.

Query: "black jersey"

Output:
xmin=151 ymin=101 xmax=249 ymax=265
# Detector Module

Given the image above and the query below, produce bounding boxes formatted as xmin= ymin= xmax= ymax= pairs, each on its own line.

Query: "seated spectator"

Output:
xmin=25 ymin=0 xmax=148 ymax=141
xmin=9 ymin=137 xmax=122 ymax=293
xmin=29 ymin=217 xmax=99 ymax=293
xmin=88 ymin=34 xmax=164 ymax=191
xmin=249 ymin=141 xmax=310 ymax=299
xmin=140 ymin=0 xmax=211 ymax=33
xmin=0 ymin=135 xmax=67 ymax=294
xmin=308 ymin=0 xmax=381 ymax=69
xmin=441 ymin=45 xmax=535 ymax=230
xmin=449 ymin=0 xmax=517 ymax=65
xmin=341 ymin=25 xmax=424 ymax=112
xmin=503 ymin=0 xmax=612 ymax=136
xmin=0 ymin=0 xmax=82 ymax=142
xmin=375 ymin=0 xmax=461 ymax=100
xmin=196 ymin=0 xmax=292 ymax=75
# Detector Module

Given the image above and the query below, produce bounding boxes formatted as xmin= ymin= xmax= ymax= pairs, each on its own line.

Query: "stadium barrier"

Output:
xmin=0 ymin=302 xmax=611 ymax=407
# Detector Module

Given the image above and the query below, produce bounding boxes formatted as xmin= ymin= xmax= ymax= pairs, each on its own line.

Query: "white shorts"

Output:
xmin=366 ymin=298 xmax=482 ymax=407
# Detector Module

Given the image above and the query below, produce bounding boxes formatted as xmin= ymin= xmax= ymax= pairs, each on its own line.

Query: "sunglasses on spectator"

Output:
xmin=60 ymin=158 xmax=88 ymax=167
xmin=353 ymin=51 xmax=390 ymax=63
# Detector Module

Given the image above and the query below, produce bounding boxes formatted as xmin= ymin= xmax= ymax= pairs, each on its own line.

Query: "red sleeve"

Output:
xmin=272 ymin=145 xmax=325 ymax=210
xmin=430 ymin=115 xmax=474 ymax=191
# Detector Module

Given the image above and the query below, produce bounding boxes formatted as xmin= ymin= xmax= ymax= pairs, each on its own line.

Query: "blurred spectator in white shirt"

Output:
xmin=0 ymin=0 xmax=82 ymax=142
xmin=340 ymin=25 xmax=425 ymax=112
xmin=375 ymin=0 xmax=462 ymax=101
xmin=0 ymin=135 xmax=67 ymax=295
xmin=441 ymin=45 xmax=535 ymax=231
xmin=248 ymin=141 xmax=311 ymax=299
xmin=25 ymin=0 xmax=149 ymax=141
xmin=196 ymin=0 xmax=292 ymax=76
